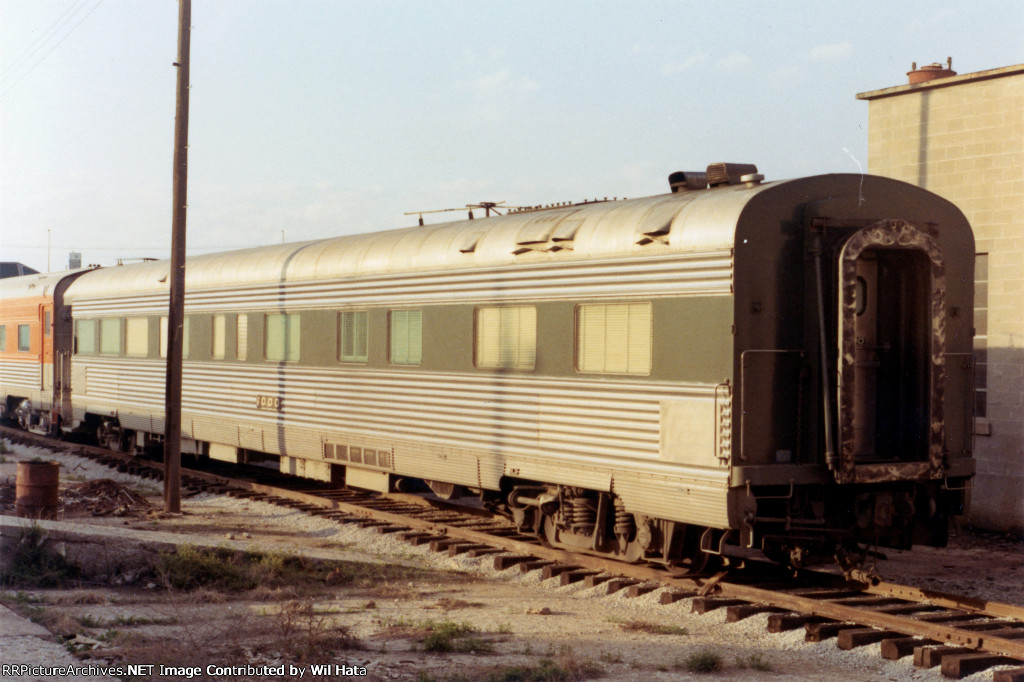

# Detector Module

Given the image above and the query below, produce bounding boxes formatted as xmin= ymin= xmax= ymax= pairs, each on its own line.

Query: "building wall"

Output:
xmin=859 ymin=65 xmax=1024 ymax=533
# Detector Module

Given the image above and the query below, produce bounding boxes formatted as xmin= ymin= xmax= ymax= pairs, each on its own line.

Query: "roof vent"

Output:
xmin=907 ymin=57 xmax=956 ymax=84
xmin=706 ymin=163 xmax=759 ymax=187
xmin=668 ymin=171 xmax=708 ymax=193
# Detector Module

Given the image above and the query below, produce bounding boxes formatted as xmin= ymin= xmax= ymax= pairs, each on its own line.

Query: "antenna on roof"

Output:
xmin=405 ymin=201 xmax=521 ymax=226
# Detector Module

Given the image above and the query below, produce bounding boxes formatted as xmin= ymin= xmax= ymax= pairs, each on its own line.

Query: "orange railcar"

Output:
xmin=0 ymin=270 xmax=90 ymax=430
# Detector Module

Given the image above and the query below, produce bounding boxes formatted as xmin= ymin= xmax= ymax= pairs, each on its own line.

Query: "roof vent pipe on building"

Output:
xmin=907 ymin=57 xmax=956 ymax=84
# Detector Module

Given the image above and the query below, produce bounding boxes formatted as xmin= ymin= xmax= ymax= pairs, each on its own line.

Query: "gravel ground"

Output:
xmin=1 ymin=438 xmax=1022 ymax=682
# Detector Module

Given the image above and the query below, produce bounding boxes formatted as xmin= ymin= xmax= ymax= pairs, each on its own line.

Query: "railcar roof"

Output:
xmin=0 ymin=268 xmax=91 ymax=300
xmin=63 ymin=174 xmax=895 ymax=301
xmin=64 ymin=181 xmax=776 ymax=301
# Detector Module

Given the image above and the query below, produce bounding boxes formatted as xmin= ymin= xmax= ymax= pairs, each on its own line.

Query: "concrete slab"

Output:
xmin=0 ymin=606 xmax=118 ymax=682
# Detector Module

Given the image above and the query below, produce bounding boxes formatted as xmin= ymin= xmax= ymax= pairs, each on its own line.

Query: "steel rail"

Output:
xmin=709 ymin=581 xmax=1024 ymax=660
xmin=4 ymin=424 xmax=1024 ymax=665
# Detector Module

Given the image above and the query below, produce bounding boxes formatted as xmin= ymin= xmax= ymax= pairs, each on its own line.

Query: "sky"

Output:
xmin=1 ymin=1 xmax=1022 ymax=273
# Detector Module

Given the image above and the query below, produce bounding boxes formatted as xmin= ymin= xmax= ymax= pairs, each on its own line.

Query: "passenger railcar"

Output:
xmin=0 ymin=270 xmax=89 ymax=431
xmin=6 ymin=167 xmax=975 ymax=570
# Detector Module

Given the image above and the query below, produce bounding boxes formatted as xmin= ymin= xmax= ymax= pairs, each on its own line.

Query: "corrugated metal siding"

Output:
xmin=68 ymin=251 xmax=733 ymax=316
xmin=0 ymin=360 xmax=41 ymax=392
xmin=613 ymin=470 xmax=730 ymax=527
xmin=69 ymin=356 xmax=729 ymax=525
xmin=71 ymin=360 xmax=719 ymax=463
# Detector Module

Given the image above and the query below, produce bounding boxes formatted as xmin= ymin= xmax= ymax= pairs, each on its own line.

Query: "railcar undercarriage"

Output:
xmin=485 ymin=478 xmax=966 ymax=577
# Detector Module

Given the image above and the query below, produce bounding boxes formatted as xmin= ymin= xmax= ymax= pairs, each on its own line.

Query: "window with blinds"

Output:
xmin=389 ymin=309 xmax=422 ymax=365
xmin=576 ymin=302 xmax=652 ymax=375
xmin=475 ymin=306 xmax=536 ymax=370
xmin=339 ymin=311 xmax=369 ymax=363
xmin=125 ymin=318 xmax=148 ymax=357
xmin=265 ymin=313 xmax=300 ymax=362
xmin=212 ymin=314 xmax=226 ymax=359
xmin=236 ymin=314 xmax=248 ymax=360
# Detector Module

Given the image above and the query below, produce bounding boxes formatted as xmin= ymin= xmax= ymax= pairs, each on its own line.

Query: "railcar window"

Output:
xmin=855 ymin=277 xmax=868 ymax=316
xmin=212 ymin=314 xmax=227 ymax=360
xmin=265 ymin=313 xmax=300 ymax=363
xmin=236 ymin=315 xmax=248 ymax=361
xmin=99 ymin=319 xmax=121 ymax=355
xmin=0 ymin=325 xmax=6 ymax=351
xmin=576 ymin=302 xmax=652 ymax=375
xmin=44 ymin=311 xmax=51 ymax=337
xmin=389 ymin=309 xmax=422 ymax=366
xmin=184 ymin=317 xmax=191 ymax=359
xmin=475 ymin=306 xmax=536 ymax=370
xmin=339 ymin=311 xmax=368 ymax=363
xmin=125 ymin=318 xmax=148 ymax=357
xmin=17 ymin=324 xmax=31 ymax=352
xmin=160 ymin=316 xmax=190 ymax=359
xmin=76 ymin=319 xmax=97 ymax=354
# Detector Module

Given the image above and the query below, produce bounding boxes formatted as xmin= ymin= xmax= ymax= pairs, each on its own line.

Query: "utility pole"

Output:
xmin=164 ymin=0 xmax=191 ymax=513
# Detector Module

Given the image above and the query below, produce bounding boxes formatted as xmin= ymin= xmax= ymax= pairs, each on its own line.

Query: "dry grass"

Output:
xmin=609 ymin=617 xmax=688 ymax=635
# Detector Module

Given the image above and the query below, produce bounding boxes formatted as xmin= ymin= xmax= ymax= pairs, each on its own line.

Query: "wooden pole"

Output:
xmin=164 ymin=0 xmax=191 ymax=513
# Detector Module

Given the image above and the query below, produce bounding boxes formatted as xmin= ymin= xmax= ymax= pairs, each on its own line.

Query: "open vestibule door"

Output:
xmin=835 ymin=219 xmax=946 ymax=484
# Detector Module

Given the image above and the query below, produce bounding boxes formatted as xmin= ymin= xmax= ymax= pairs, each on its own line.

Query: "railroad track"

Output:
xmin=4 ymin=425 xmax=1023 ymax=681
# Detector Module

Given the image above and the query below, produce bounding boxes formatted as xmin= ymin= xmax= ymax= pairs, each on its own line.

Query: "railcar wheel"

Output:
xmin=96 ymin=420 xmax=120 ymax=450
xmin=426 ymin=480 xmax=464 ymax=500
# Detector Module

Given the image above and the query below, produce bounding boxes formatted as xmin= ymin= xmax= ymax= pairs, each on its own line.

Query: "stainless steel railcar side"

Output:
xmin=62 ymin=171 xmax=974 ymax=568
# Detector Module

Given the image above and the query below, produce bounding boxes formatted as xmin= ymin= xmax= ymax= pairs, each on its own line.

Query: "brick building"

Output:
xmin=857 ymin=62 xmax=1024 ymax=533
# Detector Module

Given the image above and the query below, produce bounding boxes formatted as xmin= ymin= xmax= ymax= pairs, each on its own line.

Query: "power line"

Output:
xmin=0 ymin=0 xmax=105 ymax=102
xmin=1 ymin=0 xmax=91 ymax=82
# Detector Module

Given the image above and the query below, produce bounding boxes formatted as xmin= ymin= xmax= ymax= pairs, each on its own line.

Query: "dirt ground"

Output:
xmin=2 ymin=440 xmax=1022 ymax=682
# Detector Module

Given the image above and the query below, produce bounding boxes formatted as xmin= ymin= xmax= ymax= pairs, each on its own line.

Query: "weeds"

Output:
xmin=0 ymin=525 xmax=80 ymax=587
xmin=421 ymin=620 xmax=493 ymax=654
xmin=158 ymin=545 xmax=355 ymax=593
xmin=0 ymin=591 xmax=47 ymax=624
xmin=736 ymin=652 xmax=772 ymax=671
xmin=474 ymin=646 xmax=602 ymax=681
xmin=681 ymin=649 xmax=723 ymax=673
xmin=266 ymin=599 xmax=361 ymax=663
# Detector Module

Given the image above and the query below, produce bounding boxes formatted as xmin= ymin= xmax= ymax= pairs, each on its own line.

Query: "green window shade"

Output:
xmin=183 ymin=317 xmax=191 ymax=359
xmin=266 ymin=313 xmax=300 ymax=362
xmin=577 ymin=303 xmax=651 ymax=375
xmin=99 ymin=319 xmax=121 ymax=355
xmin=0 ymin=325 xmax=6 ymax=351
xmin=125 ymin=318 xmax=149 ymax=357
xmin=476 ymin=306 xmax=536 ymax=370
xmin=340 ymin=311 xmax=368 ymax=362
xmin=77 ymin=319 xmax=96 ymax=354
xmin=17 ymin=324 xmax=31 ymax=352
xmin=390 ymin=309 xmax=422 ymax=365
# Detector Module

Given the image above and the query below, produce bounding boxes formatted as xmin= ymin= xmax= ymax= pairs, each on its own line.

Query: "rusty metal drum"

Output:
xmin=15 ymin=460 xmax=60 ymax=519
